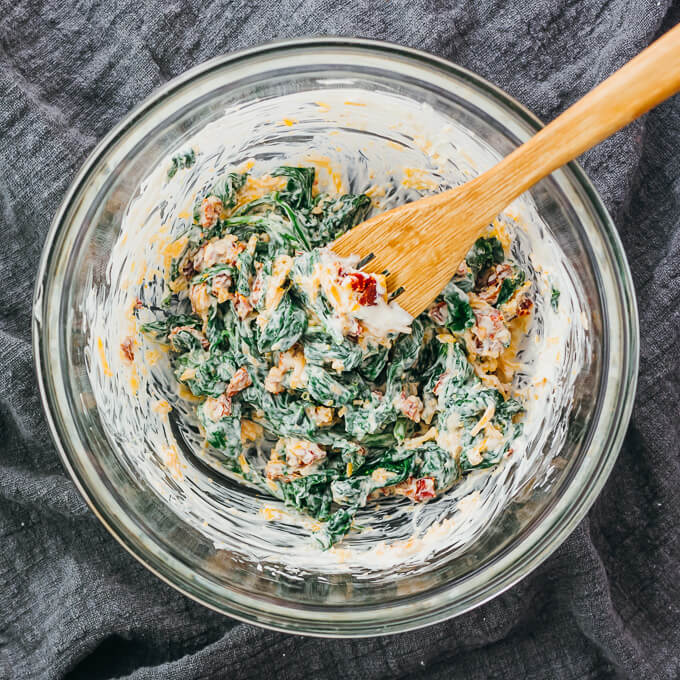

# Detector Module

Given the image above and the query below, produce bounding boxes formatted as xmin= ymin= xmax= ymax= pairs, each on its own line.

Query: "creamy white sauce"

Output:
xmin=354 ymin=292 xmax=412 ymax=337
xmin=305 ymin=248 xmax=413 ymax=337
xmin=83 ymin=89 xmax=588 ymax=575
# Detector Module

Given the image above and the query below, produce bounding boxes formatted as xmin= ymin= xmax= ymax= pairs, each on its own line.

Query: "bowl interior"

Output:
xmin=35 ymin=41 xmax=637 ymax=635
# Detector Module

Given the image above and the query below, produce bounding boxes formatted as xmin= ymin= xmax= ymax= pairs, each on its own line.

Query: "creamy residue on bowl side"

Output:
xmin=83 ymin=90 xmax=588 ymax=573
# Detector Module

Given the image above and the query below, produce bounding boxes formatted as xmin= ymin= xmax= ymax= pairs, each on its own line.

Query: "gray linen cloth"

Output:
xmin=1 ymin=1 xmax=679 ymax=678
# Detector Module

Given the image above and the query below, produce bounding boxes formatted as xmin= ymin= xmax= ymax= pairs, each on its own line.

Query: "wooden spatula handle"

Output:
xmin=474 ymin=22 xmax=680 ymax=214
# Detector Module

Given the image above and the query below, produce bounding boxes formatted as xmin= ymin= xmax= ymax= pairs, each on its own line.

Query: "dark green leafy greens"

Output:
xmin=167 ymin=149 xmax=196 ymax=179
xmin=142 ymin=163 xmax=533 ymax=548
xmin=466 ymin=236 xmax=504 ymax=280
xmin=551 ymin=286 xmax=560 ymax=312
xmin=496 ymin=269 xmax=526 ymax=306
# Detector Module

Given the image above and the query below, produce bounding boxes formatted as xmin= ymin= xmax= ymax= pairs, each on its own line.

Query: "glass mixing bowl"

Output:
xmin=33 ymin=39 xmax=638 ymax=636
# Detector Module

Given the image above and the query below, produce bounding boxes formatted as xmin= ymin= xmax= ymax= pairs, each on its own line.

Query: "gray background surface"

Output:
xmin=1 ymin=1 xmax=679 ymax=678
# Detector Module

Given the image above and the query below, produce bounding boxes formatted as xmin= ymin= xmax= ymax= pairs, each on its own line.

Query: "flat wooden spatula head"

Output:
xmin=331 ymin=184 xmax=493 ymax=317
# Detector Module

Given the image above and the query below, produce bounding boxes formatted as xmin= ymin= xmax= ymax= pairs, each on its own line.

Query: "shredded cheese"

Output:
xmin=97 ymin=337 xmax=112 ymax=377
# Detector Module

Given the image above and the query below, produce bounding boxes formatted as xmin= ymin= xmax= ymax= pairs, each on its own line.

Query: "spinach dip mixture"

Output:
xmin=141 ymin=163 xmax=534 ymax=548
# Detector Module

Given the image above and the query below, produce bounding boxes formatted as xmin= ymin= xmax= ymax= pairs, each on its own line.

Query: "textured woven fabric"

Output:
xmin=1 ymin=1 xmax=679 ymax=678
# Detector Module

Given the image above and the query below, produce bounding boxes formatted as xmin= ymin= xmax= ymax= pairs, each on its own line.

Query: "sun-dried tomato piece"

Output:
xmin=517 ymin=297 xmax=533 ymax=316
xmin=347 ymin=271 xmax=378 ymax=306
xmin=121 ymin=336 xmax=134 ymax=362
xmin=395 ymin=392 xmax=424 ymax=422
xmin=413 ymin=477 xmax=437 ymax=501
xmin=200 ymin=196 xmax=223 ymax=229
xmin=428 ymin=300 xmax=448 ymax=325
xmin=226 ymin=367 xmax=252 ymax=397
xmin=394 ymin=476 xmax=437 ymax=502
xmin=477 ymin=263 xmax=514 ymax=305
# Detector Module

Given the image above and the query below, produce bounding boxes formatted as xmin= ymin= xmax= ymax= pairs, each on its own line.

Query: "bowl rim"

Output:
xmin=32 ymin=36 xmax=640 ymax=636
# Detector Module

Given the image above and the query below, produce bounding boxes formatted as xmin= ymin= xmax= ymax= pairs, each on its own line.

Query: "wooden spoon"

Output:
xmin=332 ymin=24 xmax=680 ymax=317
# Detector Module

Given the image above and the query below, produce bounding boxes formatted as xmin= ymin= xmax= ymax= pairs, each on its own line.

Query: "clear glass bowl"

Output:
xmin=33 ymin=39 xmax=639 ymax=636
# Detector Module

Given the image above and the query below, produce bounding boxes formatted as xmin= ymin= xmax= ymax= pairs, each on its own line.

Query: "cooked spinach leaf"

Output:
xmin=496 ymin=270 xmax=526 ymax=306
xmin=167 ymin=149 xmax=196 ymax=179
xmin=466 ymin=236 xmax=504 ymax=280
xmin=551 ymin=286 xmax=560 ymax=312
